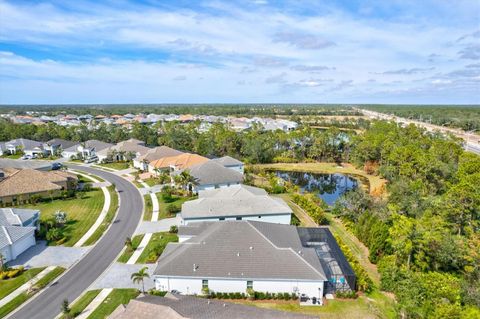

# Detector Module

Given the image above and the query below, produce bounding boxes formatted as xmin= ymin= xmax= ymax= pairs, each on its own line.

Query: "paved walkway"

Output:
xmin=75 ymin=288 xmax=113 ymax=319
xmin=8 ymin=242 xmax=90 ymax=268
xmin=138 ymin=184 xmax=165 ymax=195
xmin=134 ymin=217 xmax=180 ymax=235
xmin=72 ymin=171 xmax=113 ymax=247
xmin=0 ymin=266 xmax=56 ymax=308
xmin=127 ymin=233 xmax=152 ymax=264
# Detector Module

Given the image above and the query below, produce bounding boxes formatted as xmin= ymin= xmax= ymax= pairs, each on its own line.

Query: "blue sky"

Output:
xmin=0 ymin=0 xmax=479 ymax=104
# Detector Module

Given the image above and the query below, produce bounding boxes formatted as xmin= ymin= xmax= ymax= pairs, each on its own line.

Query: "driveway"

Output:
xmin=8 ymin=241 xmax=90 ymax=268
xmin=9 ymin=165 xmax=143 ymax=319
xmin=90 ymin=263 xmax=156 ymax=290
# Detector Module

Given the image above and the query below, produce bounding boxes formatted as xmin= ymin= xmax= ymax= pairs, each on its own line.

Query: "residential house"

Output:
xmin=180 ymin=185 xmax=292 ymax=225
xmin=97 ymin=138 xmax=150 ymax=163
xmin=180 ymin=160 xmax=243 ymax=192
xmin=149 ymin=153 xmax=209 ymax=175
xmin=61 ymin=140 xmax=113 ymax=160
xmin=109 ymin=293 xmax=315 ymax=319
xmin=44 ymin=138 xmax=77 ymax=156
xmin=154 ymin=221 xmax=355 ymax=305
xmin=0 ymin=208 xmax=40 ymax=262
xmin=133 ymin=146 xmax=184 ymax=171
xmin=0 ymin=169 xmax=78 ymax=205
xmin=212 ymin=156 xmax=244 ymax=173
xmin=5 ymin=138 xmax=46 ymax=157
xmin=0 ymin=142 xmax=6 ymax=156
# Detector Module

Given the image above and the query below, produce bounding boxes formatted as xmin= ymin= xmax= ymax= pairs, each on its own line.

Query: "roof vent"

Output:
xmin=237 ymin=252 xmax=240 ymax=257
xmin=193 ymin=263 xmax=198 ymax=272
xmin=249 ymin=246 xmax=253 ymax=250
xmin=223 ymin=303 xmax=227 ymax=307
xmin=207 ymin=300 xmax=211 ymax=304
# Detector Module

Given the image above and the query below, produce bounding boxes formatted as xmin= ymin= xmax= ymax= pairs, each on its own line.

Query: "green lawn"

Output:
xmin=132 ymin=180 xmax=143 ymax=188
xmin=98 ymin=162 xmax=130 ymax=171
xmin=136 ymin=232 xmax=178 ymax=264
xmin=0 ymin=268 xmax=45 ymax=299
xmin=231 ymin=292 xmax=395 ymax=319
xmin=83 ymin=186 xmax=119 ymax=246
xmin=143 ymin=195 xmax=153 ymax=221
xmin=0 ymin=267 xmax=65 ymax=318
xmin=87 ymin=289 xmax=139 ymax=319
xmin=141 ymin=178 xmax=158 ymax=187
xmin=61 ymin=289 xmax=101 ymax=319
xmin=1 ymin=153 xmax=22 ymax=159
xmin=117 ymin=234 xmax=145 ymax=263
xmin=156 ymin=194 xmax=195 ymax=220
xmin=20 ymin=189 xmax=104 ymax=246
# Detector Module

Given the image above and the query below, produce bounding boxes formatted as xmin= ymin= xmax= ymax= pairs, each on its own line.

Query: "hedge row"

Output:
xmin=206 ymin=291 xmax=297 ymax=300
xmin=332 ymin=234 xmax=374 ymax=293
xmin=291 ymin=193 xmax=328 ymax=225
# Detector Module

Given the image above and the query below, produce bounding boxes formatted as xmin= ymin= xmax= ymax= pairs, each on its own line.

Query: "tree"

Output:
xmin=125 ymin=237 xmax=133 ymax=253
xmin=61 ymin=299 xmax=72 ymax=319
xmin=131 ymin=267 xmax=150 ymax=293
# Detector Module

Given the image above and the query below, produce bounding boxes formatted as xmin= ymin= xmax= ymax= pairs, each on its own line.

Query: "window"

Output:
xmin=219 ymin=217 xmax=225 ymax=221
xmin=258 ymin=216 xmax=262 ymax=218
xmin=202 ymin=280 xmax=208 ymax=289
xmin=236 ymin=217 xmax=242 ymax=220
xmin=247 ymin=281 xmax=253 ymax=289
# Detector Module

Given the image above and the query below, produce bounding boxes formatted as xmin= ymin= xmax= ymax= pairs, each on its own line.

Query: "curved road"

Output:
xmin=8 ymin=165 xmax=143 ymax=319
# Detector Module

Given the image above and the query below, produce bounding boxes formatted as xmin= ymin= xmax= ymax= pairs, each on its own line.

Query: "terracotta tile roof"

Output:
xmin=150 ymin=153 xmax=209 ymax=170
xmin=0 ymin=169 xmax=78 ymax=197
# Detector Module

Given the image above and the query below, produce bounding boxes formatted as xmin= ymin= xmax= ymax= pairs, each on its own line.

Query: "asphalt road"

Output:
xmin=8 ymin=165 xmax=143 ymax=319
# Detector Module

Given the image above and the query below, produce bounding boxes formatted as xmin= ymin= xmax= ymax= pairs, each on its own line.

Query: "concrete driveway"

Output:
xmin=91 ymin=263 xmax=156 ymax=290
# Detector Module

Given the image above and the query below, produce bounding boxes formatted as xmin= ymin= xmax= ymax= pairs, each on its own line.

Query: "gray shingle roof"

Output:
xmin=211 ymin=156 xmax=243 ymax=167
xmin=181 ymin=187 xmax=292 ymax=220
xmin=198 ymin=184 xmax=266 ymax=199
xmin=0 ymin=158 xmax=53 ymax=171
xmin=109 ymin=294 xmax=315 ymax=319
xmin=46 ymin=138 xmax=77 ymax=149
xmin=137 ymin=146 xmax=184 ymax=162
xmin=186 ymin=161 xmax=243 ymax=186
xmin=84 ymin=140 xmax=114 ymax=151
xmin=154 ymin=221 xmax=326 ymax=281
xmin=0 ymin=208 xmax=39 ymax=226
xmin=0 ymin=225 xmax=35 ymax=250
xmin=6 ymin=138 xmax=43 ymax=151
xmin=97 ymin=139 xmax=150 ymax=156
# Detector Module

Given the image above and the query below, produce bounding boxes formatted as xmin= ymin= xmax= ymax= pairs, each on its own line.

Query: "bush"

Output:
xmin=166 ymin=204 xmax=181 ymax=215
xmin=335 ymin=290 xmax=357 ymax=299
xmin=169 ymin=225 xmax=178 ymax=233
xmin=292 ymin=193 xmax=328 ymax=225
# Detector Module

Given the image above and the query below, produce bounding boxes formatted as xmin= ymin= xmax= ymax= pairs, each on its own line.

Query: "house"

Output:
xmin=61 ymin=140 xmax=113 ymax=160
xmin=0 ymin=158 xmax=53 ymax=171
xmin=5 ymin=138 xmax=46 ymax=157
xmin=149 ymin=153 xmax=209 ymax=175
xmin=133 ymin=146 xmax=184 ymax=171
xmin=180 ymin=185 xmax=292 ymax=225
xmin=154 ymin=221 xmax=355 ymax=305
xmin=212 ymin=156 xmax=244 ymax=173
xmin=109 ymin=293 xmax=315 ymax=319
xmin=0 ymin=208 xmax=40 ymax=262
xmin=180 ymin=160 xmax=243 ymax=192
xmin=0 ymin=169 xmax=78 ymax=205
xmin=44 ymin=139 xmax=77 ymax=156
xmin=0 ymin=142 xmax=6 ymax=156
xmin=97 ymin=138 xmax=150 ymax=163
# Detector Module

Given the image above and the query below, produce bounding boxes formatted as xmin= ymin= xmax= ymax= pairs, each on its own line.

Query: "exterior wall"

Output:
xmin=133 ymin=159 xmax=143 ymax=170
xmin=11 ymin=233 xmax=35 ymax=259
xmin=182 ymin=213 xmax=291 ymax=225
xmin=0 ymin=190 xmax=63 ymax=205
xmin=195 ymin=182 xmax=241 ymax=192
xmin=1 ymin=246 xmax=12 ymax=262
xmin=155 ymin=277 xmax=324 ymax=303
xmin=62 ymin=151 xmax=78 ymax=159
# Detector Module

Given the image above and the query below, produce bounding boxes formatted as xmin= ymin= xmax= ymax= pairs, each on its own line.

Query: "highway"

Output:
xmin=8 ymin=165 xmax=143 ymax=319
xmin=357 ymin=108 xmax=480 ymax=155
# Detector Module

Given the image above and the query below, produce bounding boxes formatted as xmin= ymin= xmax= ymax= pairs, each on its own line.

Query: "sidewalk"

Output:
xmin=72 ymin=171 xmax=112 ymax=247
xmin=75 ymin=288 xmax=113 ymax=319
xmin=0 ymin=266 xmax=56 ymax=308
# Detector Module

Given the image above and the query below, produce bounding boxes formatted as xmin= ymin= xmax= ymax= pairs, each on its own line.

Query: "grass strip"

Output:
xmin=87 ymin=289 xmax=139 ymax=319
xmin=143 ymin=195 xmax=153 ymax=221
xmin=117 ymin=235 xmax=145 ymax=263
xmin=0 ymin=268 xmax=45 ymax=299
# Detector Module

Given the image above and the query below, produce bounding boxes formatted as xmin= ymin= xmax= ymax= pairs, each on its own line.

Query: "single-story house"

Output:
xmin=180 ymin=160 xmax=243 ymax=192
xmin=154 ymin=221 xmax=355 ymax=305
xmin=44 ymin=139 xmax=77 ymax=156
xmin=109 ymin=293 xmax=315 ymax=319
xmin=61 ymin=140 xmax=113 ymax=160
xmin=0 ymin=169 xmax=78 ymax=205
xmin=149 ymin=153 xmax=209 ymax=175
xmin=180 ymin=185 xmax=292 ymax=225
xmin=5 ymin=138 xmax=46 ymax=157
xmin=0 ymin=142 xmax=6 ymax=156
xmin=0 ymin=208 xmax=40 ymax=262
xmin=211 ymin=155 xmax=244 ymax=173
xmin=97 ymin=138 xmax=150 ymax=163
xmin=133 ymin=146 xmax=184 ymax=171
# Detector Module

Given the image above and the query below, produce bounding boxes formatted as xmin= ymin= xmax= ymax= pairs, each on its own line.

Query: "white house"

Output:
xmin=180 ymin=185 xmax=292 ymax=225
xmin=0 ymin=208 xmax=40 ymax=262
xmin=211 ymin=156 xmax=244 ymax=174
xmin=154 ymin=221 xmax=356 ymax=305
xmin=182 ymin=160 xmax=243 ymax=193
xmin=61 ymin=140 xmax=113 ymax=160
xmin=5 ymin=138 xmax=46 ymax=157
xmin=133 ymin=146 xmax=184 ymax=171
xmin=96 ymin=138 xmax=150 ymax=163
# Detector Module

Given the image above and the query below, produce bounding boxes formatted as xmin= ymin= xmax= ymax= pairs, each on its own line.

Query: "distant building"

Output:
xmin=0 ymin=208 xmax=40 ymax=262
xmin=97 ymin=138 xmax=150 ymax=163
xmin=180 ymin=185 xmax=292 ymax=225
xmin=133 ymin=146 xmax=184 ymax=171
xmin=61 ymin=140 xmax=113 ymax=160
xmin=5 ymin=138 xmax=46 ymax=157
xmin=44 ymin=139 xmax=77 ymax=156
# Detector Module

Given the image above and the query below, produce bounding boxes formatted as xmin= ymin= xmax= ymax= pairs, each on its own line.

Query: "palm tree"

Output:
xmin=178 ymin=170 xmax=198 ymax=195
xmin=131 ymin=267 xmax=150 ymax=293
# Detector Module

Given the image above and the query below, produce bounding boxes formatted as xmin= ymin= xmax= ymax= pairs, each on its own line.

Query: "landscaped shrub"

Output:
xmin=166 ymin=203 xmax=181 ymax=215
xmin=169 ymin=225 xmax=178 ymax=233
xmin=0 ymin=266 xmax=24 ymax=280
xmin=335 ymin=290 xmax=357 ymax=299
xmin=292 ymin=193 xmax=328 ymax=225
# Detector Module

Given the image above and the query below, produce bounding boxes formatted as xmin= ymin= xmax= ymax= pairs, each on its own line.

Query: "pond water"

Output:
xmin=274 ymin=171 xmax=358 ymax=205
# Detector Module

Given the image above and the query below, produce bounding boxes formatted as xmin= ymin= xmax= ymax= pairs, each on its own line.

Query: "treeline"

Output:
xmin=0 ymin=104 xmax=361 ymax=117
xmin=0 ymin=120 xmax=353 ymax=164
xmin=333 ymin=121 xmax=480 ymax=318
xmin=362 ymin=104 xmax=480 ymax=131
